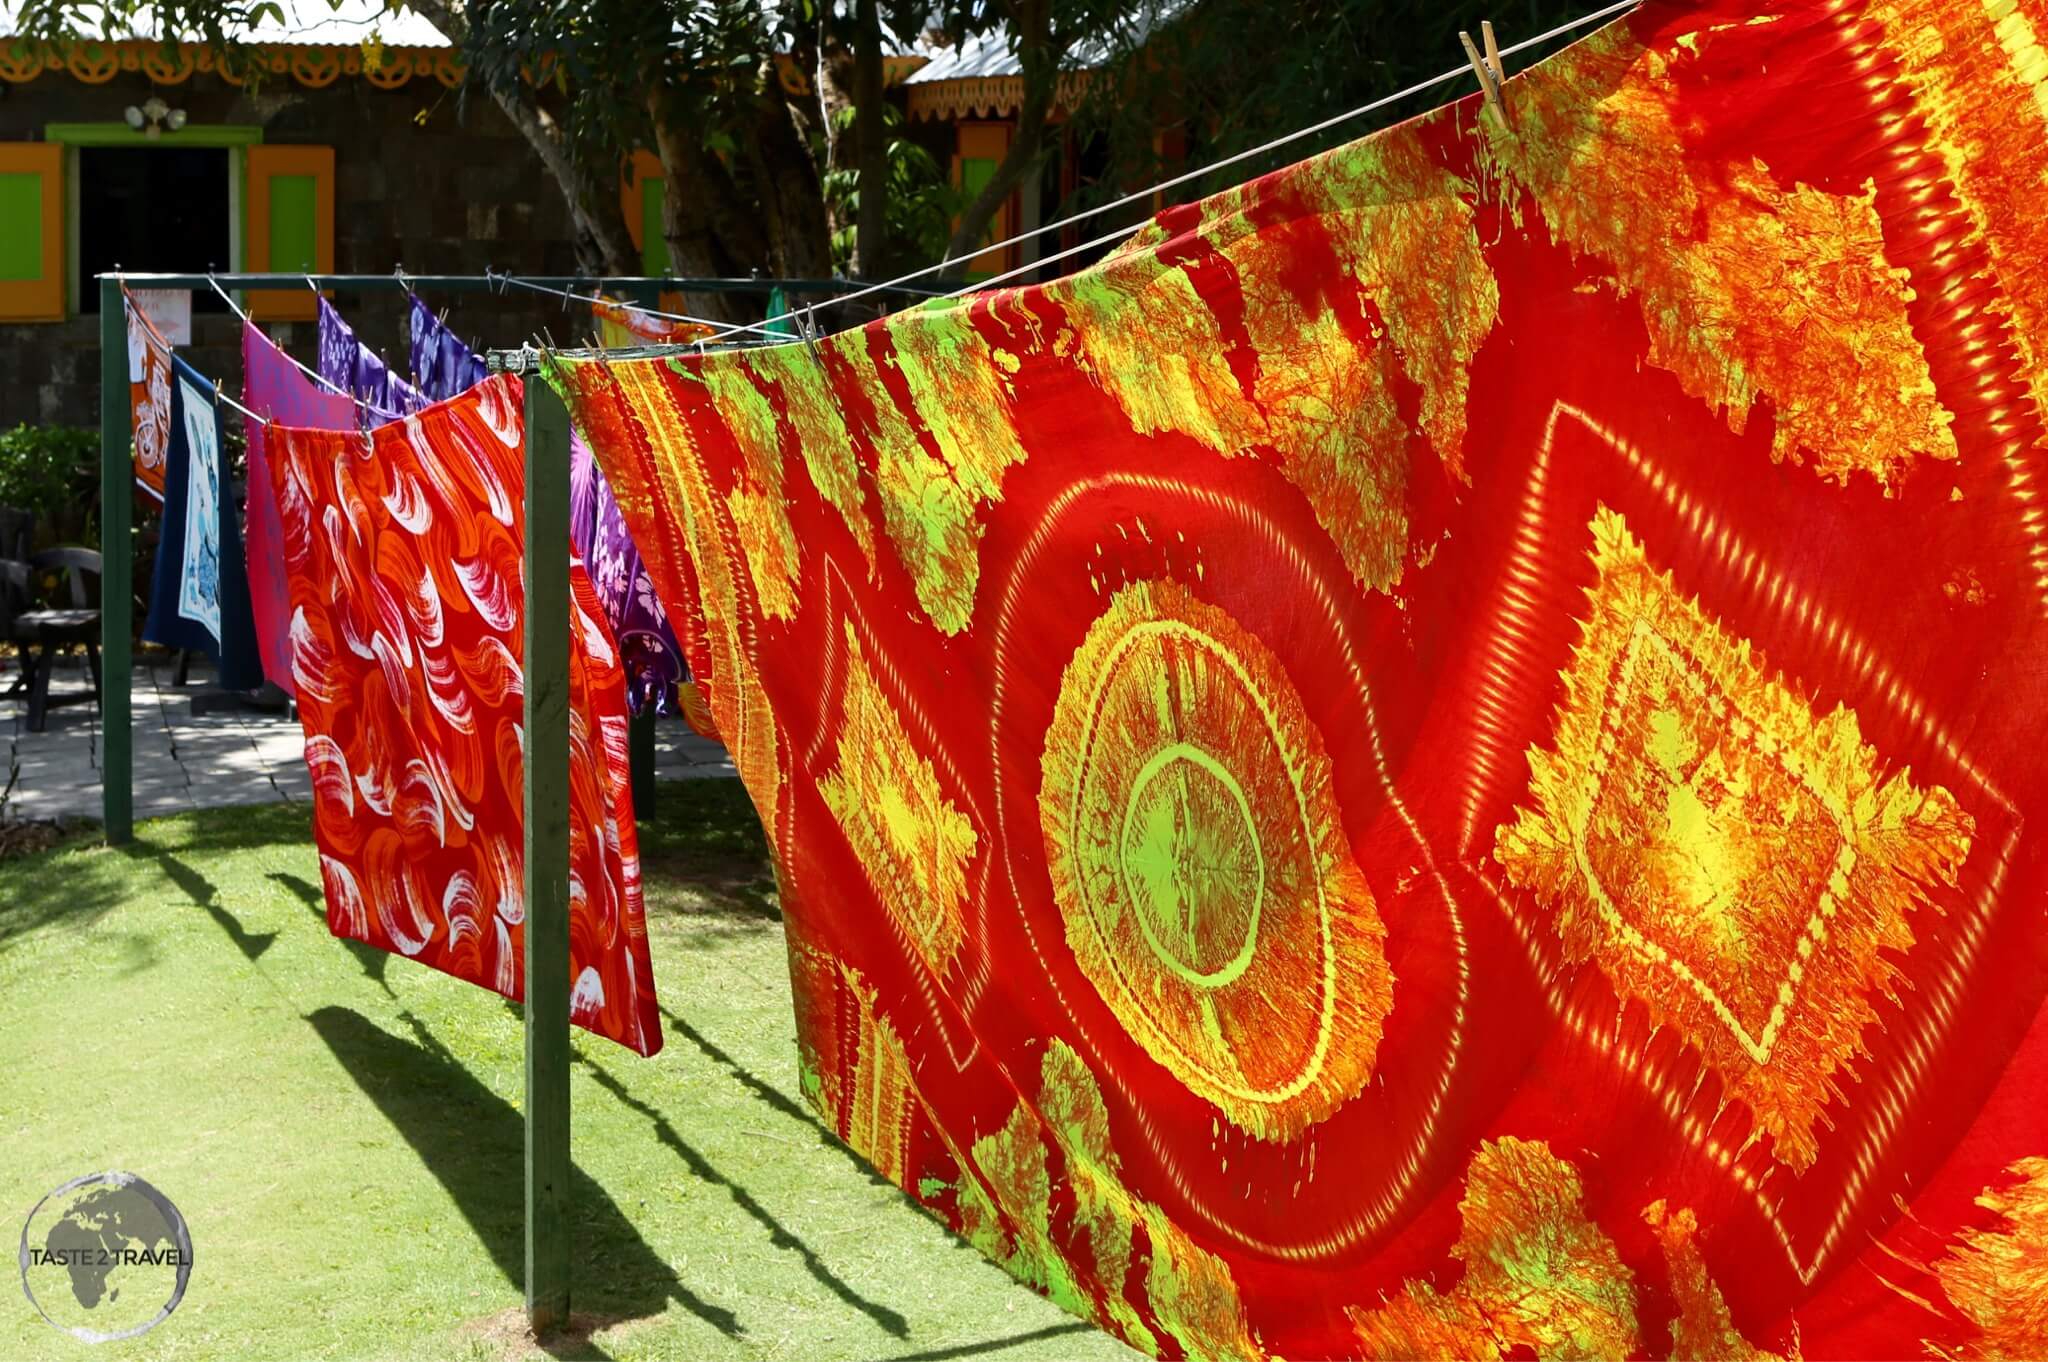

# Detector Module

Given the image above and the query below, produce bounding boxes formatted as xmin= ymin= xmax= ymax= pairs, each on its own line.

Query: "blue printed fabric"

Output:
xmin=143 ymin=355 xmax=265 ymax=690
xmin=317 ymin=296 xmax=426 ymax=428
xmin=408 ymin=295 xmax=488 ymax=401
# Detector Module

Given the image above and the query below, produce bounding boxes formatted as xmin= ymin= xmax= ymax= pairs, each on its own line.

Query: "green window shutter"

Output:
xmin=246 ymin=145 xmax=331 ymax=321
xmin=267 ymin=174 xmax=318 ymax=273
xmin=0 ymin=172 xmax=42 ymax=280
xmin=639 ymin=177 xmax=671 ymax=277
xmin=958 ymin=157 xmax=999 ymax=281
xmin=0 ymin=143 xmax=64 ymax=320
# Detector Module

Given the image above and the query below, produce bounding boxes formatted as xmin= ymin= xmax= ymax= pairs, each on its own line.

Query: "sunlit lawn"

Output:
xmin=0 ymin=781 xmax=1134 ymax=1362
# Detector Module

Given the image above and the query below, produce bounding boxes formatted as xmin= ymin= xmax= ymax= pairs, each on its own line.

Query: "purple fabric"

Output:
xmin=408 ymin=295 xmax=488 ymax=401
xmin=318 ymin=297 xmax=426 ymax=428
xmin=243 ymin=322 xmax=355 ymax=698
xmin=570 ymin=436 xmax=690 ymax=715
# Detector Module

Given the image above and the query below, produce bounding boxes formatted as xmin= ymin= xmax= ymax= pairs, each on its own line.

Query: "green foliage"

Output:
xmin=0 ymin=425 xmax=98 ymax=543
xmin=1070 ymin=0 xmax=1613 ymax=209
xmin=821 ymin=104 xmax=963 ymax=275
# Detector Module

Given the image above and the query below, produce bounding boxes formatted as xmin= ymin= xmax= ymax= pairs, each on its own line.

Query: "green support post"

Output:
xmin=98 ymin=277 xmax=133 ymax=845
xmin=522 ymin=365 xmax=572 ymax=1333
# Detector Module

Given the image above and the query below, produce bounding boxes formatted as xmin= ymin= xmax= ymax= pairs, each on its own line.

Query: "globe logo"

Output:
xmin=18 ymin=1172 xmax=192 ymax=1343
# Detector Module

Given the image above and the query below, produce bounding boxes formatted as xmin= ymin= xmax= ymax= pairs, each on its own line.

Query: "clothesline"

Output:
xmin=660 ymin=0 xmax=1647 ymax=344
xmin=192 ymin=272 xmax=406 ymax=421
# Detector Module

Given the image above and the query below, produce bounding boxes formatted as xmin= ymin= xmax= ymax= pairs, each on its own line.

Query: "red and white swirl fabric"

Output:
xmin=266 ymin=374 xmax=661 ymax=1055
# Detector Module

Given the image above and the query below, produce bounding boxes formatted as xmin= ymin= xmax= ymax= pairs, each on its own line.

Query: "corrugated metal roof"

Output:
xmin=10 ymin=0 xmax=452 ymax=48
xmin=904 ymin=0 xmax=1191 ymax=85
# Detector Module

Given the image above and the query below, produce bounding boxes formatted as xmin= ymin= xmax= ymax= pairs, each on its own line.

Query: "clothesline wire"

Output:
xmin=125 ymin=289 xmax=279 ymax=427
xmin=484 ymin=269 xmax=758 ymax=346
xmin=195 ymin=272 xmax=405 ymax=421
xmin=666 ymin=0 xmax=1642 ymax=344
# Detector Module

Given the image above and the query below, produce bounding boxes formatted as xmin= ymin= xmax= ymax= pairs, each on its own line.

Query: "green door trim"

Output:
xmin=45 ymin=122 xmax=264 ymax=147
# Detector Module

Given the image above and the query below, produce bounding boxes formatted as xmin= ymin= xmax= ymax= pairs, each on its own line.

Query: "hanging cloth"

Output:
xmin=142 ymin=355 xmax=264 ymax=690
xmin=125 ymin=296 xmax=173 ymax=503
xmin=265 ymin=374 xmax=662 ymax=1056
xmin=241 ymin=322 xmax=355 ymax=698
xmin=407 ymin=294 xmax=487 ymax=400
xmin=551 ymin=0 xmax=2048 ymax=1355
xmin=408 ymin=296 xmax=694 ymax=716
xmin=316 ymin=296 xmax=426 ymax=428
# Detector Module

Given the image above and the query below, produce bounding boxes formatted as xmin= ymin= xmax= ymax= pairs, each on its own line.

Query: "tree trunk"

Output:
xmin=744 ymin=58 xmax=835 ymax=286
xmin=646 ymin=95 xmax=751 ymax=326
xmin=403 ymin=0 xmax=637 ymax=276
xmin=851 ymin=0 xmax=889 ymax=279
xmin=818 ymin=31 xmax=859 ymax=268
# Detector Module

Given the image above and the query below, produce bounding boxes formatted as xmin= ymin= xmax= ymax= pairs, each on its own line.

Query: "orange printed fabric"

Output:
xmin=125 ymin=295 xmax=172 ymax=503
xmin=268 ymin=376 xmax=661 ymax=1055
xmin=558 ymin=1 xmax=2048 ymax=1357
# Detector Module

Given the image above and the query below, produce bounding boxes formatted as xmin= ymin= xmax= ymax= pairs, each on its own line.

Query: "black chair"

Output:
xmin=0 ymin=506 xmax=30 ymax=562
xmin=13 ymin=547 xmax=103 ymax=733
xmin=0 ymin=558 xmax=27 ymax=697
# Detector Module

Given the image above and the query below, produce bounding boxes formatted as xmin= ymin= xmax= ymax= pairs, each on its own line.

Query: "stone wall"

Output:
xmin=0 ymin=66 xmax=583 ymax=430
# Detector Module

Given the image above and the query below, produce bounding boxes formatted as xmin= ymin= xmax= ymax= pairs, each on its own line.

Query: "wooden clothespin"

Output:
xmin=1460 ymin=20 xmax=1512 ymax=126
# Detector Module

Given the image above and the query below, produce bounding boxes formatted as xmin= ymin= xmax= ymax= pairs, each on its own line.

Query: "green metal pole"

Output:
xmin=98 ymin=277 xmax=132 ymax=845
xmin=522 ymin=364 xmax=572 ymax=1333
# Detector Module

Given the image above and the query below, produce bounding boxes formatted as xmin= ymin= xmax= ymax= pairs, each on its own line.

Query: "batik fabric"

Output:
xmin=569 ymin=435 xmax=692 ymax=717
xmin=408 ymin=295 xmax=487 ymax=402
xmin=407 ymin=302 xmax=693 ymax=716
xmin=126 ymin=294 xmax=172 ymax=503
xmin=317 ymin=296 xmax=425 ymax=428
xmin=591 ymin=295 xmax=714 ymax=349
xmin=555 ymin=1 xmax=2048 ymax=1355
xmin=142 ymin=355 xmax=264 ymax=691
xmin=266 ymin=375 xmax=661 ymax=1055
xmin=241 ymin=322 xmax=355 ymax=699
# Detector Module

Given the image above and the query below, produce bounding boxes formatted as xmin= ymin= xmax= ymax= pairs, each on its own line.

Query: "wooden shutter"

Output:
xmin=953 ymin=123 xmax=1015 ymax=280
xmin=620 ymin=149 xmax=681 ymax=310
xmin=0 ymin=144 xmax=65 ymax=322
xmin=245 ymin=145 xmax=334 ymax=322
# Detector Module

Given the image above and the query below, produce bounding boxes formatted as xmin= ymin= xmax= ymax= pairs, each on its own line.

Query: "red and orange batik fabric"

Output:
xmin=125 ymin=293 xmax=172 ymax=503
xmin=268 ymin=376 xmax=662 ymax=1055
xmin=556 ymin=1 xmax=2048 ymax=1355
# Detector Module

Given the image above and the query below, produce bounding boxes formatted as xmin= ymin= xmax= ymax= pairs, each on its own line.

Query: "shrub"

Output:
xmin=0 ymin=424 xmax=99 ymax=545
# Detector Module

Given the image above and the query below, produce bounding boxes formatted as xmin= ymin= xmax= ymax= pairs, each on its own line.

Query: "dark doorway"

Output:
xmin=77 ymin=146 xmax=232 ymax=312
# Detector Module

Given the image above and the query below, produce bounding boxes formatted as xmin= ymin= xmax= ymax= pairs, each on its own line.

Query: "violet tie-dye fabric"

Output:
xmin=408 ymin=295 xmax=488 ymax=401
xmin=568 ymin=436 xmax=689 ymax=715
xmin=317 ymin=297 xmax=426 ymax=428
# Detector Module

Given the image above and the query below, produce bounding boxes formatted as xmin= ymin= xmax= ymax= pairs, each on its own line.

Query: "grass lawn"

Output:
xmin=0 ymin=781 xmax=1137 ymax=1362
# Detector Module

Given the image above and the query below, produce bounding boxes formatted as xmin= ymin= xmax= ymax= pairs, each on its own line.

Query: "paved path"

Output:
xmin=1 ymin=656 xmax=736 ymax=824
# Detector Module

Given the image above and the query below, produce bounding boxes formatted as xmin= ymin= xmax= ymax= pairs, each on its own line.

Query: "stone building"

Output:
xmin=0 ymin=7 xmax=604 ymax=429
xmin=0 ymin=2 xmax=1155 ymax=431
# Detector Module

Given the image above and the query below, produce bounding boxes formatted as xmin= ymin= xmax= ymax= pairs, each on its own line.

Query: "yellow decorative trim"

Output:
xmin=0 ymin=40 xmax=465 ymax=89
xmin=906 ymin=72 xmax=1089 ymax=122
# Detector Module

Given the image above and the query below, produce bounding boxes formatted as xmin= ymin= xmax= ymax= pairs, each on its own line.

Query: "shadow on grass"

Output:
xmin=657 ymin=1005 xmax=906 ymax=1201
xmin=268 ymin=869 xmax=393 ymax=994
xmin=0 ymin=837 xmax=140 ymax=956
xmin=576 ymin=1051 xmax=909 ymax=1339
xmin=152 ymin=849 xmax=279 ymax=962
xmin=634 ymin=780 xmax=780 ymax=926
xmin=305 ymin=1005 xmax=744 ymax=1351
xmin=870 ymin=1323 xmax=1100 ymax=1361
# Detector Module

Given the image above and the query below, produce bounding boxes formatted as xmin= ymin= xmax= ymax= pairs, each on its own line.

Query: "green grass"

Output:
xmin=0 ymin=783 xmax=1136 ymax=1362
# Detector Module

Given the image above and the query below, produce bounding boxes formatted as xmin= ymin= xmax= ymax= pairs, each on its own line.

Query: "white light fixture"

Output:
xmin=122 ymin=96 xmax=185 ymax=139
